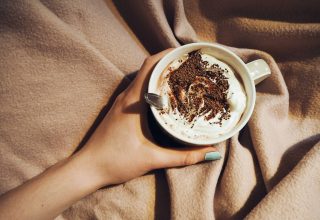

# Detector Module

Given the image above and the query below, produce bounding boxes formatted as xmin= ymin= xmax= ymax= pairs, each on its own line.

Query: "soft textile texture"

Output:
xmin=0 ymin=0 xmax=319 ymax=219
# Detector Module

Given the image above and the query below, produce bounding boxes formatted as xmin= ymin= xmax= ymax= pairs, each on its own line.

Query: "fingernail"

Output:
xmin=204 ymin=152 xmax=221 ymax=161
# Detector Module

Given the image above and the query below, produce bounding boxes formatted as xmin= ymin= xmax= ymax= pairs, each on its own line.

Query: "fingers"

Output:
xmin=128 ymin=48 xmax=174 ymax=98
xmin=149 ymin=144 xmax=221 ymax=169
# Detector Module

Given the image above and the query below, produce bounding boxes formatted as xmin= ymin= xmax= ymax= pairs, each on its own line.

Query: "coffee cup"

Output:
xmin=148 ymin=42 xmax=271 ymax=145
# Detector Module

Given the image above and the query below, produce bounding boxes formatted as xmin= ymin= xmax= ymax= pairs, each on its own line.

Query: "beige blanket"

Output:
xmin=0 ymin=0 xmax=319 ymax=219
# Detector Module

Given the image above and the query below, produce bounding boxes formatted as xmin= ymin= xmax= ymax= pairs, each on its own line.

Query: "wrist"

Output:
xmin=68 ymin=149 xmax=109 ymax=192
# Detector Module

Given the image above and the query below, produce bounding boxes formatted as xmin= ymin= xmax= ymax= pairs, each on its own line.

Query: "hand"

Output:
xmin=78 ymin=49 xmax=221 ymax=187
xmin=0 ymin=49 xmax=221 ymax=220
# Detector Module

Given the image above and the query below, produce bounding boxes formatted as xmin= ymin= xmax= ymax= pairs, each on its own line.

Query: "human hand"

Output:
xmin=77 ymin=49 xmax=221 ymax=187
xmin=0 ymin=49 xmax=222 ymax=220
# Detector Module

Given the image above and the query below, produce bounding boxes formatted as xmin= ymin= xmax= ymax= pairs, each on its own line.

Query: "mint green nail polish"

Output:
xmin=205 ymin=152 xmax=221 ymax=161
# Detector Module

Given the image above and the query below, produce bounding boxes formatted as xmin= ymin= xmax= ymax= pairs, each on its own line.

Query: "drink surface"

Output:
xmin=156 ymin=50 xmax=247 ymax=141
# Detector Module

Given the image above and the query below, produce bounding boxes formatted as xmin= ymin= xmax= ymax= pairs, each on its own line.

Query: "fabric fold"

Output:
xmin=0 ymin=0 xmax=319 ymax=219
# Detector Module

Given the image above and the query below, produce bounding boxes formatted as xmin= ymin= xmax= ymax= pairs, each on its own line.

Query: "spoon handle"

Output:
xmin=144 ymin=93 xmax=164 ymax=109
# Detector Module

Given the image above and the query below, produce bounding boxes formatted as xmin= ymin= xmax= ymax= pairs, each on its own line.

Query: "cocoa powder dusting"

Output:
xmin=168 ymin=50 xmax=231 ymax=125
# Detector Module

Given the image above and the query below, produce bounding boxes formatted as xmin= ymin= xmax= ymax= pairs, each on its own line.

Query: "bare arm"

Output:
xmin=0 ymin=153 xmax=104 ymax=220
xmin=0 ymin=49 xmax=220 ymax=220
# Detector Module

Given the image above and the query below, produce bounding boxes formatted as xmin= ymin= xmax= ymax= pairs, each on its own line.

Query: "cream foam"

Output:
xmin=156 ymin=51 xmax=247 ymax=140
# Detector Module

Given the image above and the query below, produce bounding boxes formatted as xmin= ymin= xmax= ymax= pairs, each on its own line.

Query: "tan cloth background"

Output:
xmin=0 ymin=0 xmax=319 ymax=219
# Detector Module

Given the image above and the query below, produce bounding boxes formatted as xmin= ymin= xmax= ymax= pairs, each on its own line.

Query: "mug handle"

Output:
xmin=246 ymin=59 xmax=271 ymax=85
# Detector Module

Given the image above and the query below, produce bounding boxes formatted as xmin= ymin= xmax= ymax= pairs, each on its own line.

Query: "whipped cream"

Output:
xmin=156 ymin=50 xmax=247 ymax=141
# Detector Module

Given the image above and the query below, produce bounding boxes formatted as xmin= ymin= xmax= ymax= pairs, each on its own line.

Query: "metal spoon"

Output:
xmin=144 ymin=93 xmax=165 ymax=109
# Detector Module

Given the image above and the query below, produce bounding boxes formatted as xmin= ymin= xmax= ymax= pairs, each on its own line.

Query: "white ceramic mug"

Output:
xmin=148 ymin=43 xmax=271 ymax=145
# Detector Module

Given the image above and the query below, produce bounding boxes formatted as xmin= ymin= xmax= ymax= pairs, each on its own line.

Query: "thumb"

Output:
xmin=150 ymin=145 xmax=222 ymax=169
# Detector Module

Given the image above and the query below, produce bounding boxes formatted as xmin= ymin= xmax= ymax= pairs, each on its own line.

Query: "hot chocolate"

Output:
xmin=156 ymin=49 xmax=247 ymax=141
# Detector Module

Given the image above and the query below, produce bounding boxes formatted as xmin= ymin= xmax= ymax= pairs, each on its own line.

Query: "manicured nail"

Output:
xmin=204 ymin=152 xmax=221 ymax=161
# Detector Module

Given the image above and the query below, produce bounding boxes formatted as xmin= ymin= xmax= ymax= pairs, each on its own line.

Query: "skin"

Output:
xmin=0 ymin=49 xmax=218 ymax=220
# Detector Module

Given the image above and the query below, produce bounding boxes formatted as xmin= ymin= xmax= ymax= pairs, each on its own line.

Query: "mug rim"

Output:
xmin=148 ymin=42 xmax=256 ymax=145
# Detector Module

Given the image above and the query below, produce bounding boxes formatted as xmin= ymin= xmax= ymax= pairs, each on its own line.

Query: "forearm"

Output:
xmin=0 ymin=151 xmax=104 ymax=220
